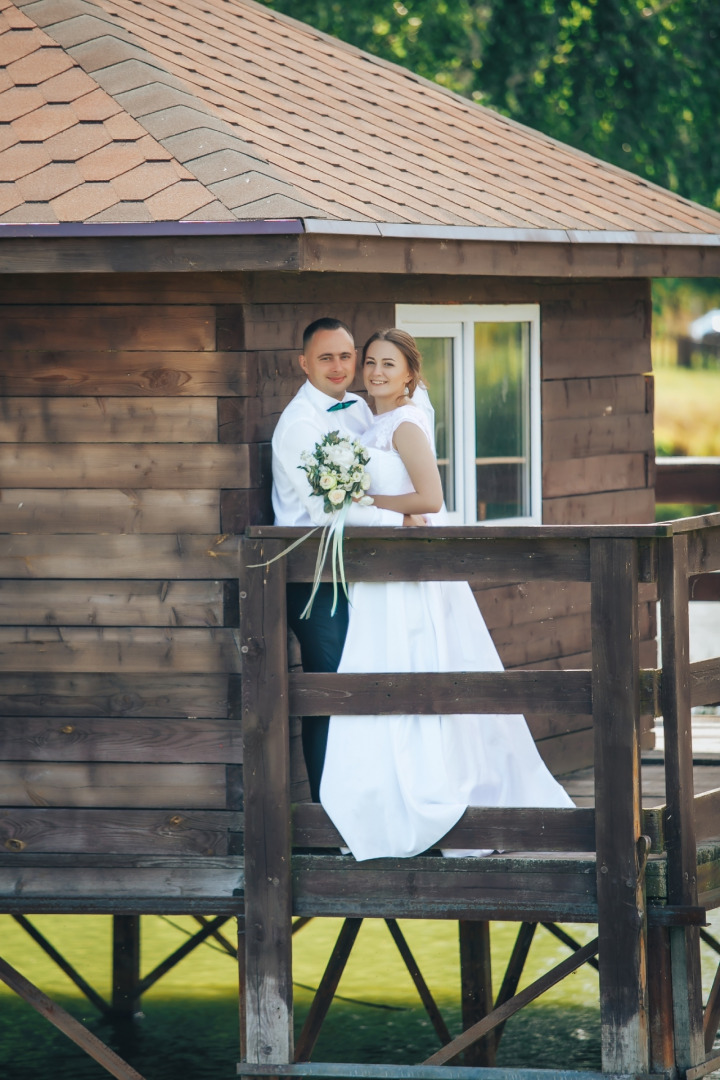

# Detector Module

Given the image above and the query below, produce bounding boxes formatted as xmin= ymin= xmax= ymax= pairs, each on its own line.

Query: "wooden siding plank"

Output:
xmin=543 ymin=415 xmax=653 ymax=461
xmin=0 ymin=716 xmax=242 ymax=763
xmin=0 ymin=534 xmax=241 ymax=579
xmin=0 ymin=443 xmax=264 ymax=489
xmin=0 ymin=673 xmax=230 ymax=718
xmin=542 ymin=488 xmax=655 ymax=526
xmin=541 ymin=339 xmax=651 ymax=380
xmin=0 ymin=808 xmax=236 ymax=854
xmin=0 ymin=580 xmax=227 ymax=627
xmin=0 ymin=305 xmax=215 ymax=351
xmin=0 ymin=352 xmax=254 ymax=396
xmin=240 ymin=302 xmax=395 ymax=353
xmin=0 ymin=490 xmax=221 ymax=534
xmin=0 ymin=398 xmax=218 ymax=442
xmin=0 ymin=627 xmax=242 ymax=674
xmin=543 ymin=454 xmax=648 ymax=499
xmin=0 ymin=762 xmax=227 ymax=808
xmin=542 ymin=375 xmax=649 ymax=421
xmin=491 ymin=603 xmax=655 ymax=669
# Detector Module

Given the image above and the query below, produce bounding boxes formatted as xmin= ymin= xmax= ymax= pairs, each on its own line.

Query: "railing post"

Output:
xmin=591 ymin=537 xmax=649 ymax=1074
xmin=659 ymin=532 xmax=704 ymax=1070
xmin=240 ymin=538 xmax=293 ymax=1067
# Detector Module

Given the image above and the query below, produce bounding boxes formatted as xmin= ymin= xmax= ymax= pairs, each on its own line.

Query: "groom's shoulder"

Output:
xmin=272 ymin=383 xmax=316 ymax=446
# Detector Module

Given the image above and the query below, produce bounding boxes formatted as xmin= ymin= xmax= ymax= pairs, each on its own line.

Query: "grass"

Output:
xmin=2 ymin=912 xmax=720 ymax=1078
xmin=653 ymin=364 xmax=720 ymax=458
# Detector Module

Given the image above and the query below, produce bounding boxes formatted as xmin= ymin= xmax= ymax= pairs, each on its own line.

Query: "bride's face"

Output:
xmin=363 ymin=341 xmax=411 ymax=407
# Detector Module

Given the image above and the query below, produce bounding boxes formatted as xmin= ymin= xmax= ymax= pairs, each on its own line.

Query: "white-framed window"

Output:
xmin=396 ymin=304 xmax=542 ymax=526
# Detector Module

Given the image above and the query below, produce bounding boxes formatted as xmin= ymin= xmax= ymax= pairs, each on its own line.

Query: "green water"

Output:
xmin=0 ymin=913 xmax=718 ymax=1078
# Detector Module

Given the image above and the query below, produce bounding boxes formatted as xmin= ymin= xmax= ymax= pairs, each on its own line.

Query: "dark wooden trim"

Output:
xmin=0 ymin=235 xmax=301 ymax=275
xmin=241 ymin=538 xmax=293 ymax=1066
xmin=591 ymin=537 xmax=649 ymax=1073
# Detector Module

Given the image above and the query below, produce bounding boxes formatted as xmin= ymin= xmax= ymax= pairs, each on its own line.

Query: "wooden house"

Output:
xmin=1 ymin=0 xmax=720 ymax=1076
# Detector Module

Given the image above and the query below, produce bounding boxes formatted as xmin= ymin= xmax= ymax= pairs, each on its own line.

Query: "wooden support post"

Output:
xmin=647 ymin=925 xmax=676 ymax=1073
xmin=660 ymin=533 xmax=705 ymax=1070
xmin=240 ymin=538 xmax=293 ymax=1067
xmin=459 ymin=922 xmax=495 ymax=1066
xmin=112 ymin=916 xmax=141 ymax=1021
xmin=591 ymin=537 xmax=649 ymax=1074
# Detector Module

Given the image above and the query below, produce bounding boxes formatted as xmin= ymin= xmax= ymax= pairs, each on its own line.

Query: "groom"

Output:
xmin=272 ymin=317 xmax=409 ymax=801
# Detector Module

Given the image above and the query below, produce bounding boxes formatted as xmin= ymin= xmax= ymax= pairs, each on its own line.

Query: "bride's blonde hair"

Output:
xmin=362 ymin=328 xmax=423 ymax=398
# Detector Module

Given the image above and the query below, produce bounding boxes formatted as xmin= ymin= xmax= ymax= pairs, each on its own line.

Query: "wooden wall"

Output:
xmin=0 ymin=269 xmax=655 ymax=908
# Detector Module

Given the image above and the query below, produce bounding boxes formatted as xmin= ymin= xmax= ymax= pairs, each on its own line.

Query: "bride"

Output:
xmin=319 ymin=328 xmax=573 ymax=861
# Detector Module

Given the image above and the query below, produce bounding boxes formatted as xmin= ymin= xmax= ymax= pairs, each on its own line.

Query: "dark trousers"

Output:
xmin=286 ymin=582 xmax=349 ymax=802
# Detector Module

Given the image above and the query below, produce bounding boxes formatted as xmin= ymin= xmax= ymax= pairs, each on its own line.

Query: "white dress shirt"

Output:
xmin=272 ymin=381 xmax=404 ymax=527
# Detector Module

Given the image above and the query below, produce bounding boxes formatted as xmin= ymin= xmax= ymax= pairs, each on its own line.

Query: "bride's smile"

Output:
xmin=363 ymin=341 xmax=412 ymax=413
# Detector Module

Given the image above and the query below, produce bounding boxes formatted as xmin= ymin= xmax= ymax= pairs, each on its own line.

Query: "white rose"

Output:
xmin=328 ymin=488 xmax=346 ymax=506
xmin=319 ymin=474 xmax=337 ymax=489
xmin=358 ymin=495 xmax=374 ymax=506
xmin=324 ymin=443 xmax=356 ymax=470
xmin=360 ymin=472 xmax=372 ymax=490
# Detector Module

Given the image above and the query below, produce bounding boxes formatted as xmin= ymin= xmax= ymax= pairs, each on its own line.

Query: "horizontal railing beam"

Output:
xmin=289 ymin=670 xmax=592 ymax=716
xmin=690 ymin=658 xmax=720 ymax=708
xmin=293 ymin=804 xmax=669 ymax=856
xmin=293 ymin=804 xmax=596 ymax=852
xmin=290 ymin=670 xmax=662 ymax=718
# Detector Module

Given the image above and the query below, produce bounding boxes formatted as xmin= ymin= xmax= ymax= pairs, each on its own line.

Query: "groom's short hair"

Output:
xmin=302 ymin=317 xmax=353 ymax=352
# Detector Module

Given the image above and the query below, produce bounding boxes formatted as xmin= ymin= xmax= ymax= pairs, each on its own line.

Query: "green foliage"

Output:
xmin=262 ymin=0 xmax=720 ymax=210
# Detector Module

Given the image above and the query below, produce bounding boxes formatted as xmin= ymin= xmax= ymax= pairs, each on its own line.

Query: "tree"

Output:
xmin=261 ymin=0 xmax=720 ymax=211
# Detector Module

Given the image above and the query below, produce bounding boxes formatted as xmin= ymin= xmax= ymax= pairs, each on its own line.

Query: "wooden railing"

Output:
xmin=239 ymin=515 xmax=720 ymax=1077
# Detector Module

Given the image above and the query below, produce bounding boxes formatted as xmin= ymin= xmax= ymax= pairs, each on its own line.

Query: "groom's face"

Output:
xmin=299 ymin=327 xmax=356 ymax=401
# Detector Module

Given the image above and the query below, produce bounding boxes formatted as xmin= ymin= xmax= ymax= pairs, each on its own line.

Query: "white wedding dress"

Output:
xmin=319 ymin=403 xmax=573 ymax=862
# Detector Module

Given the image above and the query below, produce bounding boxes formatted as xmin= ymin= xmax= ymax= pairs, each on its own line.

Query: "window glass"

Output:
xmin=474 ymin=321 xmax=530 ymax=521
xmin=396 ymin=304 xmax=540 ymax=525
xmin=415 ymin=336 xmax=455 ymax=513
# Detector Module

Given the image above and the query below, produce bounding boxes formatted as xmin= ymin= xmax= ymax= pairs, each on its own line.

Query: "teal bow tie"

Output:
xmin=327 ymin=400 xmax=357 ymax=412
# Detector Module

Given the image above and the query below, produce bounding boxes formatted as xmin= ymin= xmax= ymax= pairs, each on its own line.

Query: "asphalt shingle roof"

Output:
xmin=2 ymin=0 xmax=720 ymax=234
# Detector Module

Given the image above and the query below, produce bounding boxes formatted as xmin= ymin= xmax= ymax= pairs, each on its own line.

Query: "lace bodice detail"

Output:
xmin=362 ymin=405 xmax=433 ymax=498
xmin=364 ymin=404 xmax=433 ymax=453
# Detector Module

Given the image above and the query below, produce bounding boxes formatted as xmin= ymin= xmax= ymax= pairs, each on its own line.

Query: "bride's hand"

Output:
xmin=403 ymin=514 xmax=427 ymax=527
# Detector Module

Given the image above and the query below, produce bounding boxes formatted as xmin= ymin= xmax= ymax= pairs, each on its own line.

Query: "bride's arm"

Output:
xmin=370 ymin=421 xmax=444 ymax=515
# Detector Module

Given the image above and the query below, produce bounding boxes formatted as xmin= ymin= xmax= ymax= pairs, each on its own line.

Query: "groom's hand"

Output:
xmin=403 ymin=514 xmax=426 ymax=527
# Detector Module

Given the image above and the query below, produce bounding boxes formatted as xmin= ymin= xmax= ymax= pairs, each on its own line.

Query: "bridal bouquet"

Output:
xmin=250 ymin=431 xmax=374 ymax=619
xmin=296 ymin=431 xmax=373 ymax=618
xmin=299 ymin=431 xmax=374 ymax=513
